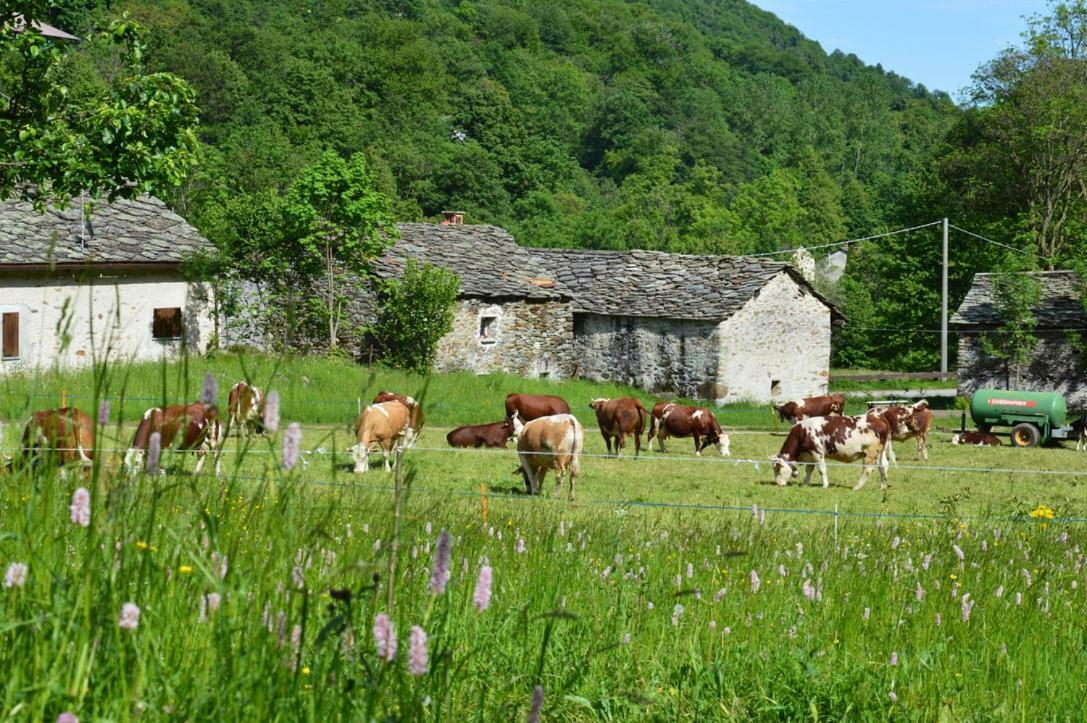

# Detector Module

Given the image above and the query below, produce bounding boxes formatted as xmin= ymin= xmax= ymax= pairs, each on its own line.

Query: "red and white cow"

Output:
xmin=19 ymin=407 xmax=94 ymax=469
xmin=867 ymin=400 xmax=934 ymax=463
xmin=228 ymin=381 xmax=265 ymax=437
xmin=771 ymin=415 xmax=890 ymax=490
xmin=125 ymin=403 xmax=223 ymax=475
xmin=647 ymin=403 xmax=730 ymax=457
xmin=373 ymin=391 xmax=425 ymax=439
xmin=505 ymin=393 xmax=570 ymax=422
xmin=773 ymin=394 xmax=846 ymax=424
xmin=352 ymin=400 xmax=413 ymax=473
xmin=510 ymin=413 xmax=584 ymax=500
xmin=951 ymin=431 xmax=1003 ymax=446
xmin=589 ymin=397 xmax=649 ymax=456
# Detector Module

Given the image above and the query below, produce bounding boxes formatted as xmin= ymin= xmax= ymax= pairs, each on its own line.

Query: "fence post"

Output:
xmin=480 ymin=482 xmax=488 ymax=525
xmin=386 ymin=449 xmax=405 ymax=611
xmin=834 ymin=503 xmax=839 ymax=548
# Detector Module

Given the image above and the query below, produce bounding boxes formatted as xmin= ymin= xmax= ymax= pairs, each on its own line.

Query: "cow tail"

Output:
xmin=637 ymin=403 xmax=650 ymax=435
xmin=570 ymin=421 xmax=585 ymax=477
xmin=647 ymin=410 xmax=658 ymax=440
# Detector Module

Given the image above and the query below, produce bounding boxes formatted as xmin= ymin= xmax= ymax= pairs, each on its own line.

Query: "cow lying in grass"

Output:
xmin=446 ymin=419 xmax=515 ymax=448
xmin=510 ymin=413 xmax=584 ymax=500
xmin=951 ymin=431 xmax=1003 ymax=446
xmin=771 ymin=415 xmax=890 ymax=490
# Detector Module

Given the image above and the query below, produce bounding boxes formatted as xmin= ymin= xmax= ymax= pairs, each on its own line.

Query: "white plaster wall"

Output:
xmin=0 ymin=271 xmax=214 ymax=374
xmin=715 ymin=272 xmax=831 ymax=404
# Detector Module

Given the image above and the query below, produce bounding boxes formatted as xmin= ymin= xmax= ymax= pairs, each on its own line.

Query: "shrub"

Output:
xmin=372 ymin=259 xmax=459 ymax=373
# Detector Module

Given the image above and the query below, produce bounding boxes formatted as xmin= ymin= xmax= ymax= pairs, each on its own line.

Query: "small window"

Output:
xmin=479 ymin=315 xmax=498 ymax=344
xmin=770 ymin=379 xmax=782 ymax=397
xmin=152 ymin=307 xmax=183 ymax=340
xmin=2 ymin=312 xmax=19 ymax=359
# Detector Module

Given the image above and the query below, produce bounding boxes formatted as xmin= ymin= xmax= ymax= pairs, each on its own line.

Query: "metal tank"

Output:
xmin=969 ymin=389 xmax=1070 ymax=447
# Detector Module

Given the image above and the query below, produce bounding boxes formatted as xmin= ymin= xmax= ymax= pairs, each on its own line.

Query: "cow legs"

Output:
xmin=656 ymin=431 xmax=668 ymax=453
xmin=918 ymin=434 xmax=929 ymax=461
xmin=693 ymin=435 xmax=702 ymax=457
xmin=885 ymin=438 xmax=897 ymax=466
xmin=382 ymin=442 xmax=394 ymax=472
xmin=853 ymin=447 xmax=884 ymax=491
xmin=601 ymin=431 xmax=613 ymax=456
xmin=817 ymin=458 xmax=830 ymax=488
xmin=352 ymin=444 xmax=370 ymax=473
xmin=802 ymin=463 xmax=816 ymax=486
xmin=634 ymin=432 xmax=642 ymax=456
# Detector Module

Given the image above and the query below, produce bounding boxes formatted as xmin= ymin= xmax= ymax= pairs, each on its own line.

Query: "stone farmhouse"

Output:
xmin=376 ymin=218 xmax=839 ymax=403
xmin=953 ymin=270 xmax=1087 ymax=408
xmin=0 ymin=196 xmax=216 ymax=373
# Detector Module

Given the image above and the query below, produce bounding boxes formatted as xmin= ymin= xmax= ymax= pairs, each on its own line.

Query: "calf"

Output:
xmin=19 ymin=407 xmax=94 ymax=469
xmin=505 ymin=393 xmax=570 ymax=422
xmin=352 ymin=400 xmax=413 ymax=473
xmin=227 ymin=381 xmax=265 ymax=436
xmin=446 ymin=419 xmax=515 ymax=448
xmin=589 ymin=397 xmax=649 ymax=456
xmin=951 ymin=431 xmax=1003 ymax=446
xmin=647 ymin=403 xmax=730 ymax=457
xmin=125 ymin=403 xmax=223 ymax=475
xmin=773 ymin=394 xmax=846 ymax=424
xmin=771 ymin=415 xmax=890 ymax=490
xmin=867 ymin=400 xmax=934 ymax=463
xmin=510 ymin=413 xmax=584 ymax=500
xmin=373 ymin=390 xmax=425 ymax=438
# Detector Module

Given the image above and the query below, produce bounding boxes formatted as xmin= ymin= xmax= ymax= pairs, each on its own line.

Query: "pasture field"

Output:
xmin=2 ymin=356 xmax=1087 ymax=720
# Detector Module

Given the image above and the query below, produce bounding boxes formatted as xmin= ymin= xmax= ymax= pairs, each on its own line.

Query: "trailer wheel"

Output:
xmin=1011 ymin=423 xmax=1041 ymax=448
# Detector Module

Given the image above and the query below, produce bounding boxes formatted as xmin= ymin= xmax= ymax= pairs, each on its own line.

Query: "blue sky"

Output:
xmin=753 ymin=1 xmax=1052 ymax=98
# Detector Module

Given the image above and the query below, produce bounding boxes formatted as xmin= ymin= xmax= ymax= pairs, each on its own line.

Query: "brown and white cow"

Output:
xmin=19 ymin=407 xmax=94 ymax=469
xmin=867 ymin=400 xmax=934 ymax=463
xmin=351 ymin=400 xmax=413 ymax=473
xmin=446 ymin=419 xmax=515 ymax=448
xmin=373 ymin=391 xmax=425 ymax=438
xmin=647 ymin=403 xmax=730 ymax=457
xmin=228 ymin=381 xmax=265 ymax=437
xmin=773 ymin=394 xmax=846 ymax=425
xmin=1070 ymin=416 xmax=1087 ymax=451
xmin=589 ymin=397 xmax=649 ymax=456
xmin=951 ymin=431 xmax=1003 ymax=446
xmin=124 ymin=403 xmax=223 ymax=475
xmin=510 ymin=413 xmax=584 ymax=500
xmin=771 ymin=415 xmax=890 ymax=490
xmin=505 ymin=393 xmax=571 ymax=422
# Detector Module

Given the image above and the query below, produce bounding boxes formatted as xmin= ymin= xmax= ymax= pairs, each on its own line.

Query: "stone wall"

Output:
xmin=434 ymin=298 xmax=575 ymax=379
xmin=572 ymin=313 xmax=720 ymax=395
xmin=715 ymin=271 xmax=831 ymax=404
xmin=957 ymin=331 xmax=1087 ymax=410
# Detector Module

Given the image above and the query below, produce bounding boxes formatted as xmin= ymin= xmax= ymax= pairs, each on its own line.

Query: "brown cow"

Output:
xmin=589 ymin=397 xmax=649 ymax=456
xmin=228 ymin=381 xmax=265 ymax=437
xmin=951 ymin=431 xmax=1003 ymax=446
xmin=446 ymin=419 xmax=515 ymax=448
xmin=505 ymin=393 xmax=570 ymax=422
xmin=352 ymin=400 xmax=413 ymax=473
xmin=771 ymin=415 xmax=890 ymax=490
xmin=647 ymin=403 xmax=730 ymax=457
xmin=510 ymin=413 xmax=584 ymax=500
xmin=18 ymin=407 xmax=94 ymax=469
xmin=124 ymin=403 xmax=223 ymax=475
xmin=773 ymin=394 xmax=846 ymax=424
xmin=373 ymin=391 xmax=425 ymax=437
xmin=867 ymin=400 xmax=934 ymax=462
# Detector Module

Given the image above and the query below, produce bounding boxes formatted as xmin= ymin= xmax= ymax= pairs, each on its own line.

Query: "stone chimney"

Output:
xmin=440 ymin=210 xmax=465 ymax=225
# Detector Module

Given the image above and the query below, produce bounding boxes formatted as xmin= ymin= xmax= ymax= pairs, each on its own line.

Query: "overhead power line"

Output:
xmin=948 ymin=224 xmax=1049 ymax=260
xmin=745 ymin=220 xmax=943 ymax=258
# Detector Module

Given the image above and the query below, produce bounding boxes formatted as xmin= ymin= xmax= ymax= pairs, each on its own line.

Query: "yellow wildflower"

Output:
xmin=1029 ymin=504 xmax=1055 ymax=520
xmin=135 ymin=541 xmax=150 ymax=551
xmin=179 ymin=565 xmax=194 ymax=574
xmin=301 ymin=667 xmax=311 ymax=675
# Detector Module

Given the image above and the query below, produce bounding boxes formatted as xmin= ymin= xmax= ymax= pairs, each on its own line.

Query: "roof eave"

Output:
xmin=0 ymin=261 xmax=183 ymax=273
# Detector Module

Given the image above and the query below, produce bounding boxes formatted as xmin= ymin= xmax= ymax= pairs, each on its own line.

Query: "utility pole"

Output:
xmin=940 ymin=218 xmax=949 ymax=376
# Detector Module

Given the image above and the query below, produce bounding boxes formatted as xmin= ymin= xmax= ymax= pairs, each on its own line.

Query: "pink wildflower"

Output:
xmin=118 ymin=602 xmax=140 ymax=630
xmin=373 ymin=613 xmax=396 ymax=662
xmin=69 ymin=487 xmax=91 ymax=527
xmin=4 ymin=562 xmax=27 ymax=589
xmin=749 ymin=570 xmax=761 ymax=594
xmin=952 ymin=544 xmax=965 ymax=562
xmin=474 ymin=565 xmax=493 ymax=612
xmin=57 ymin=714 xmax=78 ymax=723
xmin=671 ymin=603 xmax=684 ymax=626
xmin=516 ymin=538 xmax=526 ymax=554
xmin=934 ymin=612 xmax=942 ymax=626
xmin=802 ymin=580 xmax=815 ymax=600
xmin=961 ymin=593 xmax=974 ymax=622
xmin=263 ymin=391 xmax=280 ymax=434
xmin=408 ymin=625 xmax=428 ymax=676
xmin=290 ymin=624 xmax=302 ymax=653
xmin=430 ymin=529 xmax=452 ymax=595
xmin=282 ymin=423 xmax=301 ymax=471
xmin=888 ymin=690 xmax=898 ymax=703
xmin=714 ymin=587 xmax=726 ymax=602
xmin=915 ymin=582 xmax=925 ymax=601
xmin=863 ymin=607 xmax=871 ymax=622
xmin=889 ymin=651 xmax=898 ymax=666
xmin=97 ymin=399 xmax=110 ymax=426
xmin=527 ymin=685 xmax=544 ymax=723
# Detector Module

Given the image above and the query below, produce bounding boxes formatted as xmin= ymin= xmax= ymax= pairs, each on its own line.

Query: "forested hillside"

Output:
xmin=42 ymin=0 xmax=1087 ymax=369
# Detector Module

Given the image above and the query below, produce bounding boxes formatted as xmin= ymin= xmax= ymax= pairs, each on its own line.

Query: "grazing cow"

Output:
xmin=19 ymin=407 xmax=94 ymax=469
xmin=352 ymin=400 xmax=413 ymax=473
xmin=227 ymin=381 xmax=265 ymax=436
xmin=647 ymin=403 xmax=730 ymax=457
xmin=124 ymin=403 xmax=223 ymax=475
xmin=773 ymin=394 xmax=846 ymax=424
xmin=867 ymin=400 xmax=934 ymax=463
xmin=770 ymin=415 xmax=890 ymax=490
xmin=504 ymin=393 xmax=570 ymax=422
xmin=589 ymin=397 xmax=649 ymax=456
xmin=373 ymin=391 xmax=425 ymax=438
xmin=446 ymin=419 xmax=515 ymax=448
xmin=510 ymin=413 xmax=584 ymax=500
xmin=951 ymin=431 xmax=1003 ymax=446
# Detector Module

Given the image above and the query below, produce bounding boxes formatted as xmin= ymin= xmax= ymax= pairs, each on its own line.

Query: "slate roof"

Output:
xmin=0 ymin=195 xmax=212 ymax=268
xmin=952 ymin=271 xmax=1087 ymax=328
xmin=377 ymin=223 xmax=567 ymax=301
xmin=526 ymin=247 xmax=840 ymax=322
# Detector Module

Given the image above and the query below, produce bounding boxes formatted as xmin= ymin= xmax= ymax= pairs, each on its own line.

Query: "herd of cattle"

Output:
xmin=9 ymin=384 xmax=946 ymax=496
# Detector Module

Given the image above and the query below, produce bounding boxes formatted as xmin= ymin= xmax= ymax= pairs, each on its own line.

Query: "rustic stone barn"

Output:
xmin=0 ymin=196 xmax=216 ymax=373
xmin=527 ymin=248 xmax=840 ymax=404
xmin=375 ymin=223 xmax=575 ymax=379
xmin=953 ymin=271 xmax=1087 ymax=408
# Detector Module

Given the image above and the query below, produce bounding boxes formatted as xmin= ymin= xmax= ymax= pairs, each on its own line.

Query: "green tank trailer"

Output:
xmin=968 ymin=389 xmax=1082 ymax=447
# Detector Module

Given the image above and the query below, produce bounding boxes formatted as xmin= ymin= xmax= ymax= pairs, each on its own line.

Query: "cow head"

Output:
xmin=773 ymin=403 xmax=795 ymax=424
xmin=588 ymin=398 xmax=608 ymax=411
xmin=769 ymin=454 xmax=798 ymax=485
xmin=950 ymin=434 xmax=962 ymax=445
xmin=508 ymin=411 xmax=524 ymax=442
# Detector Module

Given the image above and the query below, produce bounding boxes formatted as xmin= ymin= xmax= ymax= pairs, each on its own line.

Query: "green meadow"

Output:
xmin=2 ymin=356 xmax=1086 ymax=720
